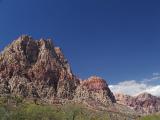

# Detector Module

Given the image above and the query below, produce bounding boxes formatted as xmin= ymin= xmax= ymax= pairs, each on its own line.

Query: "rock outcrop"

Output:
xmin=0 ymin=35 xmax=115 ymax=106
xmin=75 ymin=76 xmax=116 ymax=106
xmin=115 ymin=93 xmax=160 ymax=115
xmin=0 ymin=35 xmax=140 ymax=120
xmin=0 ymin=35 xmax=79 ymax=102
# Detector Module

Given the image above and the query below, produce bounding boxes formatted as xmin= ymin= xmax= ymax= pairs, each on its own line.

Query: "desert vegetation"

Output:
xmin=139 ymin=114 xmax=160 ymax=120
xmin=0 ymin=96 xmax=111 ymax=120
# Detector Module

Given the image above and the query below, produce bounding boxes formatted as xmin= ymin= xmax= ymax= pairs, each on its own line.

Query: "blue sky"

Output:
xmin=0 ymin=0 xmax=160 ymax=87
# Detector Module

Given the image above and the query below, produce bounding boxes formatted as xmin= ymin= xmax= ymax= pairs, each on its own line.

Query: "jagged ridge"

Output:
xmin=0 ymin=35 xmax=79 ymax=102
xmin=0 ymin=35 xmax=141 ymax=120
xmin=115 ymin=93 xmax=160 ymax=115
xmin=0 ymin=35 xmax=115 ymax=105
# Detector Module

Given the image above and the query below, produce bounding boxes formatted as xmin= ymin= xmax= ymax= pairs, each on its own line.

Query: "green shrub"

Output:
xmin=0 ymin=97 xmax=8 ymax=105
xmin=0 ymin=106 xmax=9 ymax=120
xmin=13 ymin=96 xmax=23 ymax=106
xmin=0 ymin=96 xmax=111 ymax=120
xmin=10 ymin=103 xmax=65 ymax=120
xmin=140 ymin=114 xmax=160 ymax=120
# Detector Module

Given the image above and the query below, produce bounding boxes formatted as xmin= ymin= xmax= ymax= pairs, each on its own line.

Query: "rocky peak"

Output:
xmin=0 ymin=35 xmax=117 ymax=107
xmin=0 ymin=35 xmax=78 ymax=102
xmin=75 ymin=76 xmax=116 ymax=106
xmin=82 ymin=76 xmax=108 ymax=91
xmin=54 ymin=47 xmax=64 ymax=59
xmin=114 ymin=93 xmax=160 ymax=115
xmin=0 ymin=35 xmax=144 ymax=119
xmin=136 ymin=92 xmax=153 ymax=101
xmin=115 ymin=93 xmax=133 ymax=102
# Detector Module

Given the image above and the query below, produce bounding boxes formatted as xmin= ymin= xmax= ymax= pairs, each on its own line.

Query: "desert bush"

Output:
xmin=139 ymin=114 xmax=160 ymax=120
xmin=0 ymin=97 xmax=8 ymax=105
xmin=10 ymin=103 xmax=65 ymax=120
xmin=13 ymin=96 xmax=23 ymax=106
xmin=0 ymin=97 xmax=110 ymax=120
xmin=0 ymin=106 xmax=9 ymax=120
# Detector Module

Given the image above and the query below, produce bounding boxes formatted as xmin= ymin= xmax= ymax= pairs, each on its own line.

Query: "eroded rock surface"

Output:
xmin=0 ymin=35 xmax=115 ymax=106
xmin=0 ymin=35 xmax=140 ymax=119
xmin=0 ymin=35 xmax=78 ymax=102
xmin=75 ymin=76 xmax=116 ymax=106
xmin=115 ymin=93 xmax=160 ymax=115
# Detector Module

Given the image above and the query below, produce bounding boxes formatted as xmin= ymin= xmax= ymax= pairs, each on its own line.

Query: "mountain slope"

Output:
xmin=139 ymin=112 xmax=160 ymax=120
xmin=0 ymin=35 xmax=139 ymax=120
xmin=0 ymin=35 xmax=79 ymax=102
xmin=115 ymin=93 xmax=160 ymax=115
xmin=0 ymin=35 xmax=116 ymax=105
xmin=75 ymin=76 xmax=116 ymax=105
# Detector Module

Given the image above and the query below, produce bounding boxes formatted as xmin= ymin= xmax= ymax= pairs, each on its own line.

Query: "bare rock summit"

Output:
xmin=0 ymin=35 xmax=79 ymax=102
xmin=0 ymin=35 xmax=141 ymax=120
xmin=115 ymin=93 xmax=160 ymax=115
xmin=0 ymin=35 xmax=115 ymax=106
xmin=75 ymin=76 xmax=116 ymax=105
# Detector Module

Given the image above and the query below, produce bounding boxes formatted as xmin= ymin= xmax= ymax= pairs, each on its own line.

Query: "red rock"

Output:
xmin=75 ymin=76 xmax=116 ymax=105
xmin=0 ymin=35 xmax=116 ymax=106
xmin=82 ymin=76 xmax=108 ymax=91
xmin=0 ymin=35 xmax=78 ymax=101
xmin=0 ymin=35 xmax=141 ymax=119
xmin=115 ymin=93 xmax=160 ymax=115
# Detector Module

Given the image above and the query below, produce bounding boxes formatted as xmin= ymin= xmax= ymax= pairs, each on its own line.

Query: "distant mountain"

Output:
xmin=115 ymin=92 xmax=160 ymax=115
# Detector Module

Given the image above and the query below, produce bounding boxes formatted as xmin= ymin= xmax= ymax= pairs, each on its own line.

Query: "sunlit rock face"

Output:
xmin=115 ymin=93 xmax=160 ymax=115
xmin=75 ymin=76 xmax=116 ymax=105
xmin=0 ymin=35 xmax=116 ymax=106
xmin=0 ymin=35 xmax=79 ymax=102
xmin=0 ymin=35 xmax=142 ymax=119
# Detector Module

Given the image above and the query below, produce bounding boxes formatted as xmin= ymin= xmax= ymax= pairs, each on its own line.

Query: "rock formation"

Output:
xmin=0 ymin=35 xmax=79 ymax=102
xmin=0 ymin=35 xmax=142 ymax=120
xmin=115 ymin=93 xmax=160 ymax=115
xmin=0 ymin=35 xmax=115 ymax=106
xmin=75 ymin=76 xmax=116 ymax=106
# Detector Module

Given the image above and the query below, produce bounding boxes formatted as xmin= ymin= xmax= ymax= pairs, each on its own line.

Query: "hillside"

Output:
xmin=139 ymin=113 xmax=160 ymax=120
xmin=115 ymin=93 xmax=160 ymax=115
xmin=0 ymin=35 xmax=146 ymax=120
xmin=0 ymin=96 xmax=138 ymax=120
